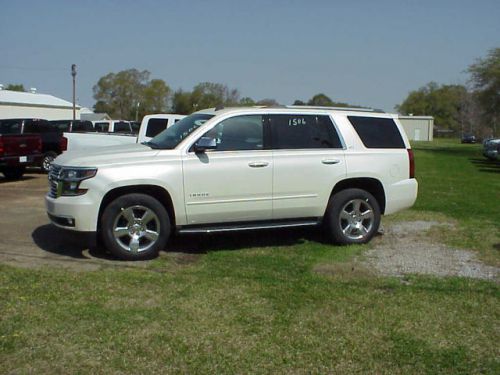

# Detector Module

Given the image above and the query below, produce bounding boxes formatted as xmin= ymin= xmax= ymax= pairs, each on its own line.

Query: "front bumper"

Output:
xmin=45 ymin=193 xmax=100 ymax=232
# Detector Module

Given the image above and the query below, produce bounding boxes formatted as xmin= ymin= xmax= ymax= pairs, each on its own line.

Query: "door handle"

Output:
xmin=248 ymin=161 xmax=269 ymax=168
xmin=322 ymin=159 xmax=341 ymax=165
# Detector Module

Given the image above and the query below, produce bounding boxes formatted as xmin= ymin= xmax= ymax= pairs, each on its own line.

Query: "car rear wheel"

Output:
xmin=101 ymin=194 xmax=170 ymax=260
xmin=325 ymin=188 xmax=380 ymax=244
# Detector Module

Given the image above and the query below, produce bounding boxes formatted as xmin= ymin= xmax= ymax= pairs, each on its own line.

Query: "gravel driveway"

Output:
xmin=362 ymin=221 xmax=499 ymax=281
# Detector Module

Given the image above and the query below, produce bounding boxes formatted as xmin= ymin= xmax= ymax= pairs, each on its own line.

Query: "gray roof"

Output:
xmin=0 ymin=89 xmax=79 ymax=109
xmin=80 ymin=112 xmax=112 ymax=121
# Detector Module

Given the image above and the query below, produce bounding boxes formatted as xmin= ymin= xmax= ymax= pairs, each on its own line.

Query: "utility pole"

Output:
xmin=71 ymin=64 xmax=77 ymax=120
xmin=135 ymin=101 xmax=140 ymax=122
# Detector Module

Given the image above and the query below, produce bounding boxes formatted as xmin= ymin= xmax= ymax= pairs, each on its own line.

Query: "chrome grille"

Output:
xmin=48 ymin=164 xmax=62 ymax=198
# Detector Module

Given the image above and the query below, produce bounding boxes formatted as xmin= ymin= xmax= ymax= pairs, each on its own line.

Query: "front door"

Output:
xmin=182 ymin=114 xmax=273 ymax=225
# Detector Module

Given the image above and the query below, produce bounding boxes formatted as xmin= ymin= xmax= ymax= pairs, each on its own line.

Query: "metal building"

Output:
xmin=398 ymin=115 xmax=434 ymax=141
xmin=0 ymin=88 xmax=81 ymax=120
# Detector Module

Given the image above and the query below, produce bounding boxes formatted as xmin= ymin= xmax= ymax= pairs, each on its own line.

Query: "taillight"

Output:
xmin=0 ymin=139 xmax=4 ymax=155
xmin=407 ymin=148 xmax=415 ymax=178
xmin=36 ymin=136 xmax=42 ymax=152
xmin=60 ymin=136 xmax=68 ymax=152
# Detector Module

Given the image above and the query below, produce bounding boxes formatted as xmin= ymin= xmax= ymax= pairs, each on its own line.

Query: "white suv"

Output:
xmin=46 ymin=106 xmax=418 ymax=260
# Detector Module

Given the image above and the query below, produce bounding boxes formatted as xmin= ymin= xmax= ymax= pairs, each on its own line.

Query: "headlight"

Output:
xmin=57 ymin=167 xmax=97 ymax=196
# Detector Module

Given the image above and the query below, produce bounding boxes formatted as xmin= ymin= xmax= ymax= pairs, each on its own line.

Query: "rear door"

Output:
xmin=268 ymin=113 xmax=346 ymax=219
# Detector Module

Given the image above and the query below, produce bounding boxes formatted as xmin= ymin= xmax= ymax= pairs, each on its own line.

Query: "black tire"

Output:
xmin=1 ymin=167 xmax=26 ymax=180
xmin=101 ymin=194 xmax=170 ymax=260
xmin=324 ymin=188 xmax=381 ymax=245
xmin=41 ymin=151 xmax=58 ymax=173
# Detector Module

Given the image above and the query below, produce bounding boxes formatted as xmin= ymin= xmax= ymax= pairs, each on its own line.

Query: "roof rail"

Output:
xmin=286 ymin=105 xmax=384 ymax=113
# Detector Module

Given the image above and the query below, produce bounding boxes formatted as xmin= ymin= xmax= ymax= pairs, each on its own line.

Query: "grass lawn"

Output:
xmin=1 ymin=139 xmax=499 ymax=374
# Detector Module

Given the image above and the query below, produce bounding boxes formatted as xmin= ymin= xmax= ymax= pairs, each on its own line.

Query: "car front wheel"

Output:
xmin=101 ymin=194 xmax=170 ymax=260
xmin=325 ymin=188 xmax=380 ymax=245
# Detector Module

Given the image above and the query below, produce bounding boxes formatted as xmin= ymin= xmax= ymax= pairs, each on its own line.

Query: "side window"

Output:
xmin=114 ymin=121 xmax=131 ymax=133
xmin=269 ymin=114 xmax=342 ymax=149
xmin=204 ymin=115 xmax=263 ymax=151
xmin=0 ymin=120 xmax=22 ymax=134
xmin=95 ymin=122 xmax=109 ymax=132
xmin=348 ymin=116 xmax=405 ymax=149
xmin=145 ymin=119 xmax=169 ymax=138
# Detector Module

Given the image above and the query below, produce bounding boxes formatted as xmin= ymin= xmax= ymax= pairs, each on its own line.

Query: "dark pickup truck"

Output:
xmin=0 ymin=122 xmax=43 ymax=180
xmin=0 ymin=119 xmax=68 ymax=172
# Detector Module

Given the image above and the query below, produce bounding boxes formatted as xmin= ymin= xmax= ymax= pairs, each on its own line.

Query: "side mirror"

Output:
xmin=194 ymin=137 xmax=217 ymax=153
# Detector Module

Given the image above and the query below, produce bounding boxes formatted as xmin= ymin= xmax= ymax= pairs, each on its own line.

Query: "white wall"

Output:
xmin=0 ymin=104 xmax=80 ymax=120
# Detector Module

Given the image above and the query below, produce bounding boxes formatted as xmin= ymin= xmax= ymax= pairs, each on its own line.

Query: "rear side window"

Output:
xmin=348 ymin=116 xmax=405 ymax=148
xmin=269 ymin=114 xmax=342 ymax=149
xmin=73 ymin=121 xmax=94 ymax=132
xmin=50 ymin=121 xmax=71 ymax=132
xmin=145 ymin=118 xmax=169 ymax=138
xmin=95 ymin=122 xmax=109 ymax=132
xmin=114 ymin=122 xmax=131 ymax=133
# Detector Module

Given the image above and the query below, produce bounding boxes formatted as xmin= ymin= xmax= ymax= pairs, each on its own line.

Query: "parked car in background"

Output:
xmin=93 ymin=120 xmax=135 ymax=134
xmin=49 ymin=120 xmax=95 ymax=133
xmin=63 ymin=114 xmax=185 ymax=152
xmin=483 ymin=138 xmax=500 ymax=160
xmin=137 ymin=114 xmax=186 ymax=143
xmin=0 ymin=119 xmax=67 ymax=172
xmin=461 ymin=134 xmax=477 ymax=144
xmin=0 ymin=120 xmax=43 ymax=179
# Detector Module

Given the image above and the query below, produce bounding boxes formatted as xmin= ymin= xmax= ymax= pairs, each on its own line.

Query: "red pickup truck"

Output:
xmin=0 ymin=121 xmax=43 ymax=180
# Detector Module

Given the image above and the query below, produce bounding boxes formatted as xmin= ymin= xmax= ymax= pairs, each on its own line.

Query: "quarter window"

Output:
xmin=348 ymin=116 xmax=405 ymax=148
xmin=269 ymin=114 xmax=342 ymax=149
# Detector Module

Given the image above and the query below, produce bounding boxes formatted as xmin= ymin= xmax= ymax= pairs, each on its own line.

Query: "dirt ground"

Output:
xmin=0 ymin=172 xmax=498 ymax=280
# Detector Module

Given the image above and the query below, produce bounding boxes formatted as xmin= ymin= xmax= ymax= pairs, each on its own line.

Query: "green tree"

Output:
xmin=396 ymin=82 xmax=467 ymax=131
xmin=141 ymin=79 xmax=171 ymax=116
xmin=93 ymin=69 xmax=170 ymax=119
xmin=239 ymin=97 xmax=256 ymax=106
xmin=468 ymin=47 xmax=500 ymax=135
xmin=5 ymin=83 xmax=26 ymax=92
xmin=172 ymin=90 xmax=194 ymax=115
xmin=256 ymin=98 xmax=280 ymax=106
xmin=307 ymin=93 xmax=334 ymax=106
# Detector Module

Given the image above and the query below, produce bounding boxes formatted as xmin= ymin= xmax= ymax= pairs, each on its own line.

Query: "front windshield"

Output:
xmin=147 ymin=113 xmax=214 ymax=149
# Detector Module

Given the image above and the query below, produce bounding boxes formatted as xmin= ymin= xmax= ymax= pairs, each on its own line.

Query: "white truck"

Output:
xmin=46 ymin=106 xmax=418 ymax=260
xmin=64 ymin=114 xmax=185 ymax=151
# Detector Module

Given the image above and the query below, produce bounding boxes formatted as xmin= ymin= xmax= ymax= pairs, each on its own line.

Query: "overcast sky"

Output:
xmin=1 ymin=0 xmax=499 ymax=112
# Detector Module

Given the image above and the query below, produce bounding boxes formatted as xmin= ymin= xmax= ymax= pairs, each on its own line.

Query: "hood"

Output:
xmin=53 ymin=143 xmax=175 ymax=167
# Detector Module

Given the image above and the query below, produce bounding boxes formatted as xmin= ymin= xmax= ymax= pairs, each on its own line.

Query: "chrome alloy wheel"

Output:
xmin=113 ymin=205 xmax=161 ymax=253
xmin=339 ymin=199 xmax=375 ymax=241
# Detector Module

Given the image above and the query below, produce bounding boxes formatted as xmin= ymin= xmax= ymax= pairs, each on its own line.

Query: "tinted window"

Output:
xmin=0 ymin=119 xmax=22 ymax=134
xmin=348 ymin=116 xmax=405 ymax=149
xmin=73 ymin=121 xmax=94 ymax=132
xmin=204 ymin=115 xmax=263 ymax=151
xmin=269 ymin=114 xmax=342 ymax=149
xmin=114 ymin=121 xmax=131 ymax=133
xmin=24 ymin=120 xmax=53 ymax=133
xmin=95 ymin=122 xmax=109 ymax=132
xmin=145 ymin=118 xmax=169 ymax=138
xmin=49 ymin=120 xmax=71 ymax=132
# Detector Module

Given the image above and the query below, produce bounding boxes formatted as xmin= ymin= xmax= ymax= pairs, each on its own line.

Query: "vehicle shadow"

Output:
xmin=469 ymin=158 xmax=500 ymax=174
xmin=166 ymin=226 xmax=327 ymax=254
xmin=32 ymin=224 xmax=328 ymax=260
xmin=32 ymin=224 xmax=112 ymax=260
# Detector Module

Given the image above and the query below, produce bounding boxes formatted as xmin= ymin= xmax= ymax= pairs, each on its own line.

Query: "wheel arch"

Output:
xmin=97 ymin=185 xmax=176 ymax=231
xmin=330 ymin=178 xmax=386 ymax=214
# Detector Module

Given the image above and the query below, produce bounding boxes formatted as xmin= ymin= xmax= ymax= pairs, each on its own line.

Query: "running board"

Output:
xmin=177 ymin=219 xmax=321 ymax=234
